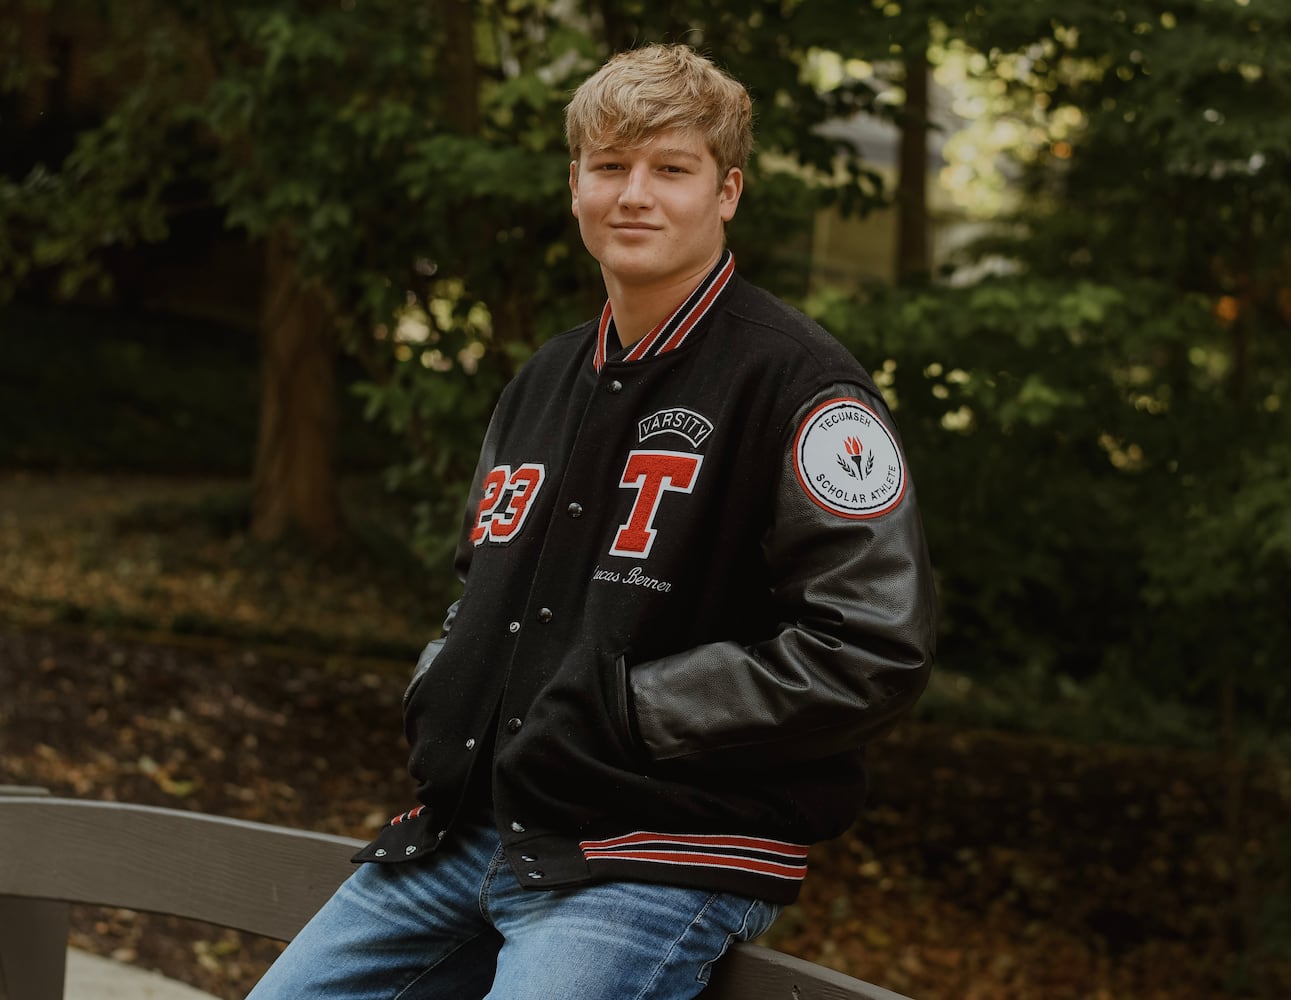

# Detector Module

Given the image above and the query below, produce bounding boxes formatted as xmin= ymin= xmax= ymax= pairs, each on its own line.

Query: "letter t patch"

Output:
xmin=610 ymin=450 xmax=703 ymax=558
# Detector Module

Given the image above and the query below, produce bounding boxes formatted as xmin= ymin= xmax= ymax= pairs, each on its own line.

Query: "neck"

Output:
xmin=603 ymin=253 xmax=723 ymax=347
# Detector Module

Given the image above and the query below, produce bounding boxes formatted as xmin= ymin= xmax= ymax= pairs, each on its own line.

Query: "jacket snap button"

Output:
xmin=608 ymin=380 xmax=623 ymax=393
xmin=567 ymin=502 xmax=583 ymax=518
xmin=511 ymin=820 xmax=526 ymax=833
xmin=521 ymin=854 xmax=537 ymax=863
xmin=527 ymin=870 xmax=545 ymax=879
xmin=465 ymin=738 xmax=476 ymax=750
xmin=538 ymin=607 xmax=553 ymax=623
xmin=506 ymin=717 xmax=523 ymax=733
xmin=508 ymin=621 xmax=520 ymax=634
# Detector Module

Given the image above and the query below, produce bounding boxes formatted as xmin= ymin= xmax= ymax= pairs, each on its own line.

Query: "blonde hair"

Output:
xmin=565 ymin=44 xmax=753 ymax=177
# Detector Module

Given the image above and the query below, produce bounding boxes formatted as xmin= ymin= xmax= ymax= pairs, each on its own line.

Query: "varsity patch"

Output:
xmin=793 ymin=398 xmax=906 ymax=519
xmin=637 ymin=407 xmax=714 ymax=449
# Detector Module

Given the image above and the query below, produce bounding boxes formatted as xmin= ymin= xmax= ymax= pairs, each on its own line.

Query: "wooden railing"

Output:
xmin=0 ymin=790 xmax=914 ymax=1000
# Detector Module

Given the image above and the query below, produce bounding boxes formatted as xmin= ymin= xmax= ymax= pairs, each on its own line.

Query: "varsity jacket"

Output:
xmin=354 ymin=252 xmax=936 ymax=904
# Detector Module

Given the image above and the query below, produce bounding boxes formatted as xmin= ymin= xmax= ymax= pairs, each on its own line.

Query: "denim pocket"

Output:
xmin=695 ymin=896 xmax=784 ymax=984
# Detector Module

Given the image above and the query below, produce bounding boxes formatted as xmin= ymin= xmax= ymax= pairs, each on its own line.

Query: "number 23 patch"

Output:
xmin=793 ymin=398 xmax=906 ymax=519
xmin=470 ymin=464 xmax=546 ymax=544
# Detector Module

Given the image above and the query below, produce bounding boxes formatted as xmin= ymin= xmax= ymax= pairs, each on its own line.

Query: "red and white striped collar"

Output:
xmin=593 ymin=250 xmax=735 ymax=373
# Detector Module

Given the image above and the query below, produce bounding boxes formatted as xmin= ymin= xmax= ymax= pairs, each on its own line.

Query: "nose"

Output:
xmin=618 ymin=163 xmax=654 ymax=209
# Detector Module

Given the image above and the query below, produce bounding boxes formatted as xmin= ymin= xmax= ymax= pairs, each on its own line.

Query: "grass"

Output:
xmin=0 ymin=469 xmax=447 ymax=666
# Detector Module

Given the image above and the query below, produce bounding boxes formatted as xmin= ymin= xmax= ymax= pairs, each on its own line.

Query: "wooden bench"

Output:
xmin=0 ymin=789 xmax=914 ymax=999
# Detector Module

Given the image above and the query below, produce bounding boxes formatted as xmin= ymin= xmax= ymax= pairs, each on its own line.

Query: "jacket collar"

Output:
xmin=593 ymin=250 xmax=735 ymax=372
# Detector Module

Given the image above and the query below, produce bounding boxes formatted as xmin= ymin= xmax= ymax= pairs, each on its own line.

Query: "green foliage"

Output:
xmin=816 ymin=277 xmax=1179 ymax=678
xmin=0 ymin=302 xmax=259 ymax=472
xmin=818 ymin=266 xmax=1289 ymax=741
xmin=0 ymin=0 xmax=910 ymax=572
xmin=806 ymin=0 xmax=1291 ymax=748
xmin=0 ymin=301 xmax=396 ymax=473
xmin=916 ymin=664 xmax=1214 ymax=750
xmin=4 ymin=0 xmax=1289 ymax=755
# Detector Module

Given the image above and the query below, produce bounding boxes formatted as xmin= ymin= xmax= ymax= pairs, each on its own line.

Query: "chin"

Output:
xmin=598 ymin=253 xmax=667 ymax=282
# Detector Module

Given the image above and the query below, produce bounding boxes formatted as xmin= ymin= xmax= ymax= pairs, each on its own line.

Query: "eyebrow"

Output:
xmin=651 ymin=147 xmax=703 ymax=161
xmin=588 ymin=146 xmax=704 ymax=162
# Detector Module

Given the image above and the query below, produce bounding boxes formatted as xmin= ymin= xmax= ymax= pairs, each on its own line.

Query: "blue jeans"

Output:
xmin=246 ymin=815 xmax=781 ymax=999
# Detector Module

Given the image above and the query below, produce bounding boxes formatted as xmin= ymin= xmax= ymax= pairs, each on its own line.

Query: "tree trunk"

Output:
xmin=895 ymin=45 xmax=930 ymax=286
xmin=1220 ymin=214 xmax=1261 ymax=990
xmin=435 ymin=0 xmax=481 ymax=134
xmin=595 ymin=0 xmax=632 ymax=52
xmin=250 ymin=230 xmax=342 ymax=545
xmin=431 ymin=0 xmax=536 ymax=359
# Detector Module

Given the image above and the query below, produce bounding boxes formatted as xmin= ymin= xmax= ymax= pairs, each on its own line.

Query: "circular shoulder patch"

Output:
xmin=793 ymin=397 xmax=906 ymax=519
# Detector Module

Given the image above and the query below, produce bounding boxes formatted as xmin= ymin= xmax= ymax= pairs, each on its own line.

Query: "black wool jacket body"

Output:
xmin=356 ymin=259 xmax=937 ymax=904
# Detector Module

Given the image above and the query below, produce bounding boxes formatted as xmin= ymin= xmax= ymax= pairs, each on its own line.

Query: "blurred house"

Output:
xmin=807 ymin=72 xmax=985 ymax=290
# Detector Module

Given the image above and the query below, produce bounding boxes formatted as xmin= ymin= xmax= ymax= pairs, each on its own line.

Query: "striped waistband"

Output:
xmin=580 ymin=830 xmax=809 ymax=881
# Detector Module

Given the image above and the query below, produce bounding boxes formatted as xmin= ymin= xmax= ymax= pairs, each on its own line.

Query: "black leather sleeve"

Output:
xmin=627 ymin=382 xmax=937 ymax=766
xmin=403 ymin=599 xmax=461 ymax=708
xmin=404 ymin=404 xmax=504 ymax=706
xmin=451 ymin=403 xmax=503 ymax=583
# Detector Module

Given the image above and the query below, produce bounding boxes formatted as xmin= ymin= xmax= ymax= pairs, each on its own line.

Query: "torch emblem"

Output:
xmin=836 ymin=435 xmax=874 ymax=480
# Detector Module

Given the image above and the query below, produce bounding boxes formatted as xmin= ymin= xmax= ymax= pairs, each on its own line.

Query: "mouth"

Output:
xmin=611 ymin=222 xmax=662 ymax=231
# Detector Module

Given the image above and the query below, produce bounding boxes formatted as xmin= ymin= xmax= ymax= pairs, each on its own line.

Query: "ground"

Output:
xmin=1 ymin=472 xmax=1288 ymax=999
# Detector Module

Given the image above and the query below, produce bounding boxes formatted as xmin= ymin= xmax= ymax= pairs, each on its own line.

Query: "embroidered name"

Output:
xmin=636 ymin=407 xmax=714 ymax=449
xmin=591 ymin=564 xmax=674 ymax=593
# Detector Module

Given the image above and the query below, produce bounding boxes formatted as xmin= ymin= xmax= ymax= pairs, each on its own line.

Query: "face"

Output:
xmin=569 ymin=127 xmax=743 ymax=294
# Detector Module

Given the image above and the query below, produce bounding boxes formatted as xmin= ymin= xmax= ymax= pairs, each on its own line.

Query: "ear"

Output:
xmin=719 ymin=167 xmax=744 ymax=223
xmin=569 ymin=161 xmax=580 ymax=218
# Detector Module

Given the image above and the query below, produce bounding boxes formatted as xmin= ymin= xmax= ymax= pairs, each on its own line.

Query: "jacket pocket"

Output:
xmin=403 ymin=599 xmax=462 ymax=711
xmin=403 ymin=637 xmax=445 ymax=710
xmin=608 ymin=651 xmax=650 ymax=764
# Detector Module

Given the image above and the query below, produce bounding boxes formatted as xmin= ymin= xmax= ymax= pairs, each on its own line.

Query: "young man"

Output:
xmin=248 ymin=43 xmax=935 ymax=1000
